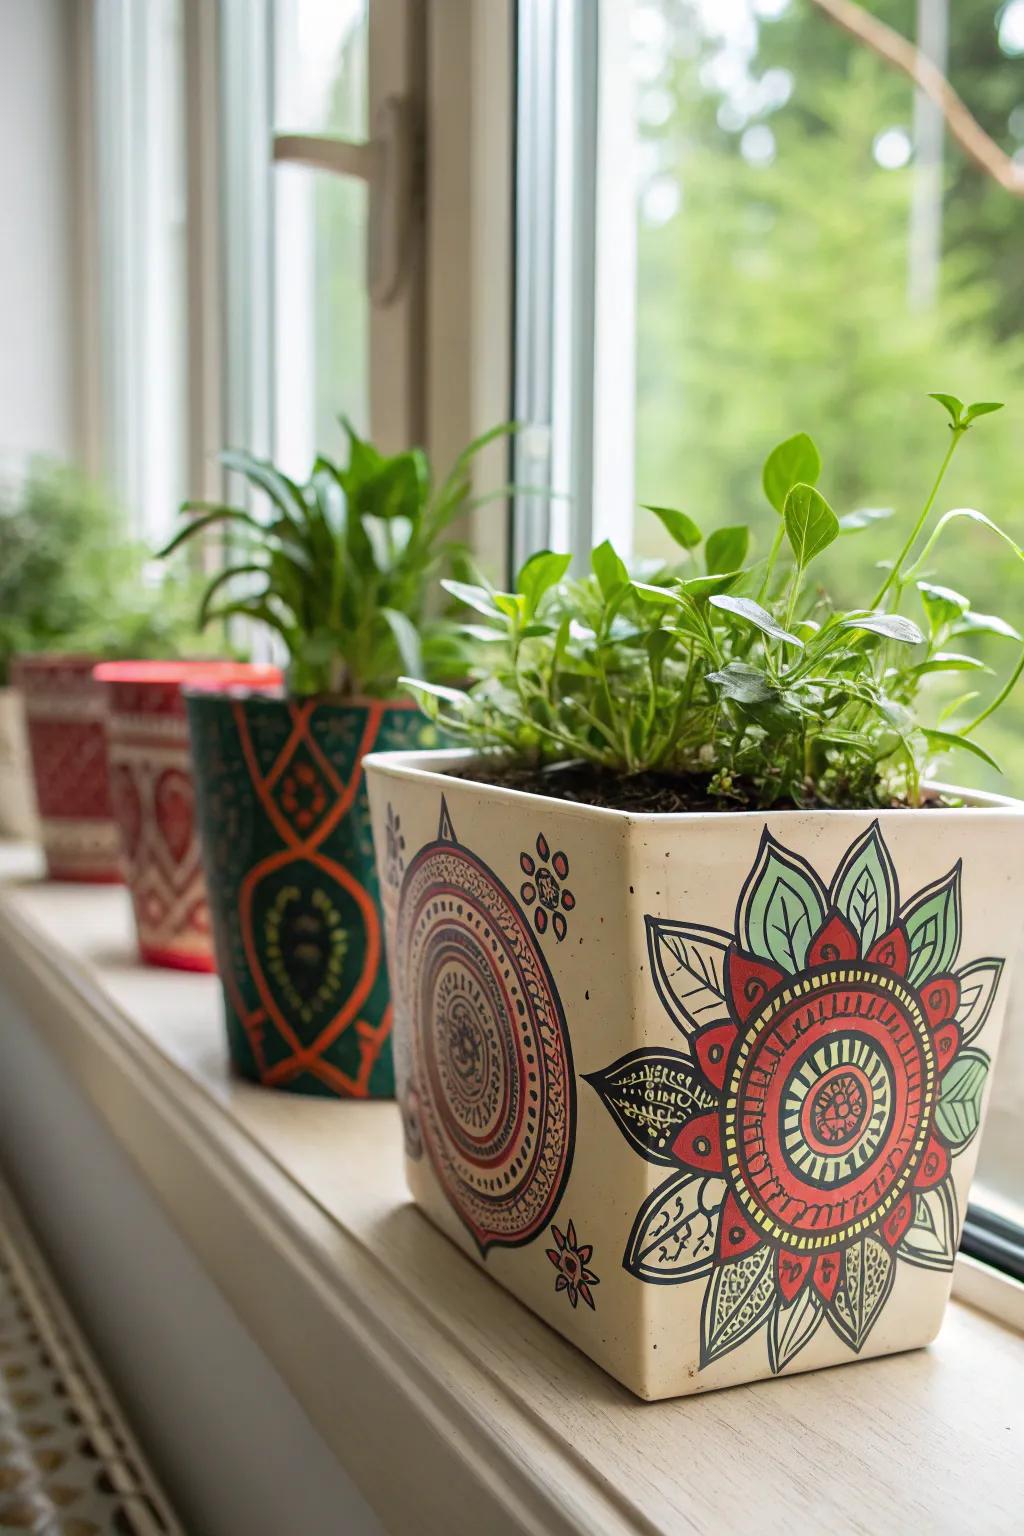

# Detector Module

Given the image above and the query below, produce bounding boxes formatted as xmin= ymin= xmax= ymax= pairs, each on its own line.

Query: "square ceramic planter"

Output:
xmin=187 ymin=690 xmax=437 ymax=1098
xmin=365 ymin=748 xmax=1024 ymax=1400
xmin=11 ymin=655 xmax=121 ymax=882
xmin=94 ymin=661 xmax=282 ymax=971
xmin=0 ymin=686 xmax=38 ymax=840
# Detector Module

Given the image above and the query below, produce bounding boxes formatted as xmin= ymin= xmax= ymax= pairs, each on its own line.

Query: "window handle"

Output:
xmin=272 ymin=95 xmax=419 ymax=308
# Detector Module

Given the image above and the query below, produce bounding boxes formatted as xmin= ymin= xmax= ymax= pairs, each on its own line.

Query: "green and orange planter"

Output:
xmin=187 ymin=686 xmax=436 ymax=1099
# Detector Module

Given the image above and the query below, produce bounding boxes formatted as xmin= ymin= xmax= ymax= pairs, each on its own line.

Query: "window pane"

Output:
xmin=626 ymin=0 xmax=1023 ymax=798
xmin=271 ymin=0 xmax=370 ymax=477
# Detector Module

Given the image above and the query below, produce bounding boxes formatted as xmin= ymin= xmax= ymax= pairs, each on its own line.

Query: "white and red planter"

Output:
xmin=12 ymin=654 xmax=121 ymax=881
xmin=0 ymin=685 xmax=38 ymax=840
xmin=366 ymin=748 xmax=1024 ymax=1400
xmin=94 ymin=660 xmax=281 ymax=971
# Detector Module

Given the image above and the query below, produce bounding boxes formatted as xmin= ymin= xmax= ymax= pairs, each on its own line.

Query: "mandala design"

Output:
xmin=519 ymin=833 xmax=575 ymax=941
xmin=547 ymin=1220 xmax=599 ymax=1310
xmin=396 ymin=799 xmax=575 ymax=1253
xmin=189 ymin=695 xmax=433 ymax=1098
xmin=588 ymin=822 xmax=1001 ymax=1373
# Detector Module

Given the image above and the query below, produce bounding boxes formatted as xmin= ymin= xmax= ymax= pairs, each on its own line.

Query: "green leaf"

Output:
xmin=784 ymin=483 xmax=839 ymax=569
xmin=841 ymin=612 xmax=924 ymax=646
xmin=155 ymin=505 xmax=260 ymax=559
xmin=710 ymin=593 xmax=804 ymax=647
xmin=954 ymin=957 xmax=1003 ymax=1046
xmin=831 ymin=820 xmax=898 ymax=953
xmin=707 ymin=661 xmax=780 ymax=704
xmin=917 ymin=582 xmax=969 ymax=633
xmin=516 ymin=550 xmax=571 ymax=616
xmin=631 ymin=580 xmax=684 ymax=608
xmin=898 ymin=1181 xmax=959 ymax=1273
xmin=762 ymin=432 xmax=821 ymax=514
xmin=964 ymin=400 xmax=1004 ymax=423
xmin=912 ymin=653 xmax=988 ymax=676
xmin=738 ymin=832 xmax=827 ymax=973
xmin=643 ymin=505 xmax=703 ymax=550
xmin=936 ymin=1048 xmax=990 ymax=1149
xmin=701 ymin=1244 xmax=775 ymax=1367
xmin=951 ymin=611 xmax=1022 ymax=642
xmin=903 ymin=862 xmax=962 ymax=987
xmin=680 ymin=572 xmax=743 ymax=601
xmin=584 ymin=1049 xmax=718 ymax=1166
xmin=381 ymin=607 xmax=423 ymax=677
xmin=624 ymin=1172 xmax=725 ymax=1285
xmin=922 ymin=729 xmax=1001 ymax=773
xmin=929 ymin=392 xmax=966 ymax=429
xmin=400 ymin=677 xmax=470 ymax=710
xmin=591 ymin=538 xmax=630 ymax=597
xmin=705 ymin=525 xmax=750 ymax=574
xmin=645 ymin=916 xmax=731 ymax=1035
xmin=440 ymin=579 xmax=506 ymax=620
xmin=838 ymin=506 xmax=894 ymax=534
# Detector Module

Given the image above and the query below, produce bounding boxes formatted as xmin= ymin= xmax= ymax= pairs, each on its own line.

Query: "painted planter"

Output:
xmin=188 ymin=691 xmax=436 ymax=1097
xmin=11 ymin=654 xmax=121 ymax=881
xmin=365 ymin=748 xmax=1024 ymax=1401
xmin=0 ymin=686 xmax=38 ymax=840
xmin=94 ymin=661 xmax=283 ymax=971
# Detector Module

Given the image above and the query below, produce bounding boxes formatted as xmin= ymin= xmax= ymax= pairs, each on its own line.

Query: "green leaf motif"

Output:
xmin=768 ymin=1289 xmax=823 ymax=1375
xmin=936 ymin=1048 xmax=990 ymax=1150
xmin=898 ymin=1181 xmax=959 ymax=1273
xmin=830 ymin=821 xmax=899 ymax=953
xmin=904 ymin=863 xmax=962 ymax=987
xmin=825 ymin=1235 xmax=895 ymax=1354
xmin=784 ymin=483 xmax=839 ymax=568
xmin=762 ymin=432 xmax=821 ymax=514
xmin=739 ymin=834 xmax=827 ymax=973
xmin=623 ymin=1172 xmax=725 ymax=1284
xmin=701 ymin=1243 xmax=775 ymax=1368
xmin=584 ymin=1049 xmax=718 ymax=1166
xmin=645 ymin=917 xmax=732 ymax=1035
xmin=954 ymin=957 xmax=1003 ymax=1046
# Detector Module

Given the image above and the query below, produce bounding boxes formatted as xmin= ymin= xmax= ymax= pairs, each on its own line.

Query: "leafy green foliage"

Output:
xmin=159 ymin=420 xmax=508 ymax=698
xmin=407 ymin=398 xmax=1022 ymax=809
xmin=0 ymin=461 xmax=203 ymax=687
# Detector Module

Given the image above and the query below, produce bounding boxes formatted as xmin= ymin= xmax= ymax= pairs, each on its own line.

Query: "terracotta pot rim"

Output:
xmin=94 ymin=659 xmax=282 ymax=689
xmin=365 ymin=748 xmax=1024 ymax=824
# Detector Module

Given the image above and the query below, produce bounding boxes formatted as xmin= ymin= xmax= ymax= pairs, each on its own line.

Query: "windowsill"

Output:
xmin=0 ymin=843 xmax=1022 ymax=1535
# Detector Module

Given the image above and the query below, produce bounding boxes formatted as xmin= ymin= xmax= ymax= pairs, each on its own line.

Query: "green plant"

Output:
xmin=0 ymin=460 xmax=203 ymax=687
xmin=408 ymin=394 xmax=1023 ymax=810
xmin=159 ymin=421 xmax=510 ymax=698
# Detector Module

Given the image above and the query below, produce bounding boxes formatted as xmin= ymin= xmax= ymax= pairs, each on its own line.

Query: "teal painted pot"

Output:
xmin=186 ymin=689 xmax=434 ymax=1097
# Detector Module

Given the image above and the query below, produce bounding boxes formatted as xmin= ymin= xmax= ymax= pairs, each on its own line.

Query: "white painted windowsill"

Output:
xmin=0 ymin=844 xmax=1021 ymax=1536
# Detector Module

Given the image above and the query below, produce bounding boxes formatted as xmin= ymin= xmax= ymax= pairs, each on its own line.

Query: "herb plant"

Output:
xmin=0 ymin=460 xmax=202 ymax=687
xmin=160 ymin=421 xmax=508 ymax=698
xmin=408 ymin=394 xmax=1022 ymax=810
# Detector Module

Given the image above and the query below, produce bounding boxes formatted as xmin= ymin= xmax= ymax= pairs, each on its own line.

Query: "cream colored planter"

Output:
xmin=0 ymin=687 xmax=38 ymax=840
xmin=366 ymin=748 xmax=1024 ymax=1401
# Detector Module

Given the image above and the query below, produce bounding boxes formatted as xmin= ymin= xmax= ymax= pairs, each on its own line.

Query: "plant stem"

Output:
xmin=757 ymin=521 xmax=786 ymax=603
xmin=871 ymin=427 xmax=965 ymax=608
xmin=962 ymin=642 xmax=1024 ymax=737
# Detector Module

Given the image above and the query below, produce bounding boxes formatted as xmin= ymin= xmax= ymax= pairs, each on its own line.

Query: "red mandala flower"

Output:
xmin=588 ymin=823 xmax=1001 ymax=1373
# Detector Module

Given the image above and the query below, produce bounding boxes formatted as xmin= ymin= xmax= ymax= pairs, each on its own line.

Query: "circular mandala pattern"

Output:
xmin=397 ymin=840 xmax=575 ymax=1253
xmin=725 ymin=966 xmax=936 ymax=1252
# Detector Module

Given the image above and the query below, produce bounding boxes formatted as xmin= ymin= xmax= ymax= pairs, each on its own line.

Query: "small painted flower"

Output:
xmin=547 ymin=1220 xmax=599 ymax=1309
xmin=280 ymin=761 xmax=327 ymax=831
xmin=520 ymin=833 xmax=575 ymax=941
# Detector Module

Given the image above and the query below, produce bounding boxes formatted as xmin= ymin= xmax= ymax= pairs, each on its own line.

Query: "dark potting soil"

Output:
xmin=446 ymin=761 xmax=959 ymax=814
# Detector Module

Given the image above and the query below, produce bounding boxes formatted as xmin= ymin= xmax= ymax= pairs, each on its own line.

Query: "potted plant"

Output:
xmin=2 ymin=462 xmax=203 ymax=878
xmin=94 ymin=660 xmax=283 ymax=971
xmin=365 ymin=393 xmax=1024 ymax=1400
xmin=164 ymin=421 xmax=502 ymax=1097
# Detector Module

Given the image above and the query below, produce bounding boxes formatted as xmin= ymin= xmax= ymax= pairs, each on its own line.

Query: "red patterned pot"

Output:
xmin=12 ymin=654 xmax=121 ymax=882
xmin=94 ymin=661 xmax=282 ymax=971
